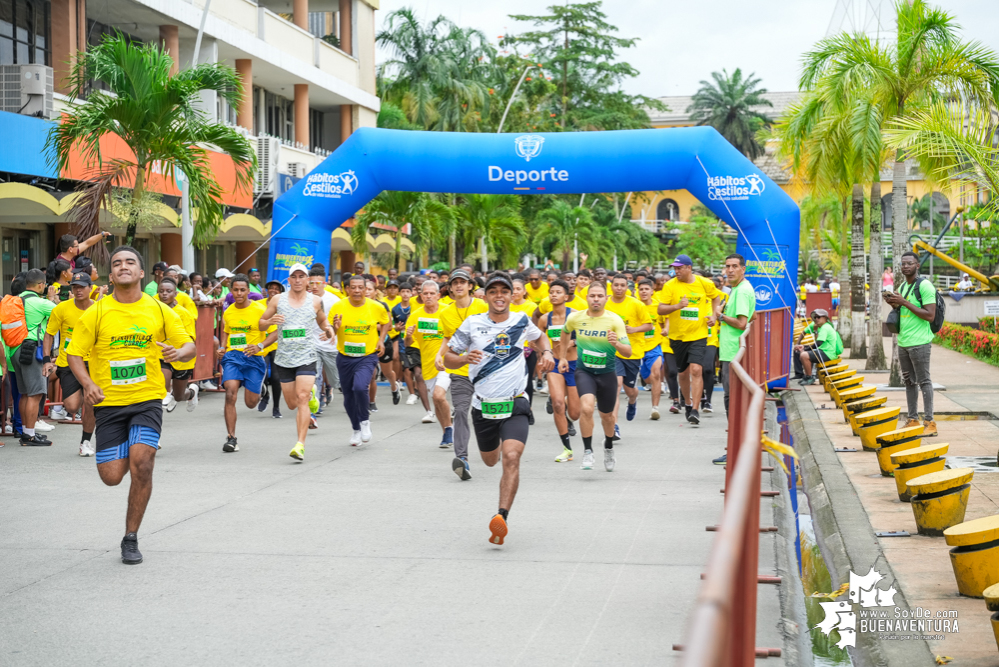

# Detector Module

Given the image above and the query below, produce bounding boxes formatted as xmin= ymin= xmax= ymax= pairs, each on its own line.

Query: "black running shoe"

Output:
xmin=272 ymin=408 xmax=282 ymax=419
xmin=712 ymin=454 xmax=727 ymax=465
xmin=702 ymin=401 xmax=713 ymax=413
xmin=567 ymin=421 xmax=576 ymax=437
xmin=370 ymin=402 xmax=379 ymax=413
xmin=546 ymin=398 xmax=553 ymax=415
xmin=121 ymin=532 xmax=143 ymax=565
xmin=258 ymin=386 xmax=269 ymax=412
xmin=527 ymin=410 xmax=535 ymax=426
xmin=687 ymin=409 xmax=700 ymax=425
xmin=20 ymin=434 xmax=51 ymax=446
xmin=669 ymin=400 xmax=681 ymax=414
xmin=685 ymin=404 xmax=692 ymax=420
xmin=392 ymin=390 xmax=401 ymax=405
xmin=223 ymin=436 xmax=239 ymax=453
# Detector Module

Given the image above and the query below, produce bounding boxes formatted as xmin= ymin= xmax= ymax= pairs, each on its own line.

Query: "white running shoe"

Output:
xmin=164 ymin=395 xmax=178 ymax=412
xmin=3 ymin=424 xmax=11 ymax=434
xmin=79 ymin=440 xmax=95 ymax=457
xmin=350 ymin=430 xmax=362 ymax=446
xmin=406 ymin=393 xmax=418 ymax=406
xmin=360 ymin=420 xmax=372 ymax=443
xmin=651 ymin=406 xmax=660 ymax=420
xmin=186 ymin=384 xmax=199 ymax=412
xmin=200 ymin=380 xmax=218 ymax=391
xmin=34 ymin=420 xmax=54 ymax=432
xmin=581 ymin=450 xmax=595 ymax=470
xmin=421 ymin=411 xmax=435 ymax=424
xmin=604 ymin=448 xmax=616 ymax=472
xmin=49 ymin=406 xmax=69 ymax=421
xmin=161 ymin=395 xmax=171 ymax=406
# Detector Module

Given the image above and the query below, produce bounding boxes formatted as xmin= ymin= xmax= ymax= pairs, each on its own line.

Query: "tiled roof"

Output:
xmin=647 ymin=91 xmax=803 ymax=125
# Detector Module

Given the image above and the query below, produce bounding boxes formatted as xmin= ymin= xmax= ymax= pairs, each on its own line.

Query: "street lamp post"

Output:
xmin=497 ymin=64 xmax=535 ymax=134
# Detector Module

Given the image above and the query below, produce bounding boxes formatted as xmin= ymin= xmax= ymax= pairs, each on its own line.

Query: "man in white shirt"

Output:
xmin=308 ymin=264 xmax=340 ymax=412
xmin=956 ymin=274 xmax=974 ymax=291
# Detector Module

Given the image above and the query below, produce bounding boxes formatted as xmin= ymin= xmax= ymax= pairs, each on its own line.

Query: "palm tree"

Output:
xmin=800 ymin=0 xmax=999 ymax=382
xmin=849 ymin=184 xmax=867 ymax=358
xmin=453 ymin=194 xmax=525 ymax=272
xmin=687 ymin=68 xmax=772 ymax=159
xmin=352 ymin=191 xmax=454 ymax=269
xmin=867 ymin=181 xmax=887 ymax=370
xmin=532 ymin=199 xmax=596 ymax=270
xmin=48 ymin=34 xmax=255 ymax=248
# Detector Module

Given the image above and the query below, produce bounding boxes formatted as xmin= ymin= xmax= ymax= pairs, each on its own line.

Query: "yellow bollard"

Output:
xmin=874 ymin=425 xmax=925 ymax=477
xmin=854 ymin=407 xmax=901 ymax=451
xmin=817 ymin=363 xmax=848 ymax=383
xmin=891 ymin=443 xmax=949 ymax=501
xmin=831 ymin=376 xmax=865 ymax=407
xmin=823 ymin=370 xmax=857 ymax=394
xmin=908 ymin=468 xmax=975 ymax=537
xmin=841 ymin=389 xmax=881 ymax=424
xmin=984 ymin=583 xmax=999 ymax=649
xmin=944 ymin=516 xmax=999 ymax=597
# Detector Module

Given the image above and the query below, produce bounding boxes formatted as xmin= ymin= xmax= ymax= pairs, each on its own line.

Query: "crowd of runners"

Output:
xmin=4 ymin=237 xmax=757 ymax=561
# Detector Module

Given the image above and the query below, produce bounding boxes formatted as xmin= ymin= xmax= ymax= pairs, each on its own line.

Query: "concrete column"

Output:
xmin=235 ymin=242 xmax=258 ymax=272
xmin=338 ymin=0 xmax=352 ymax=55
xmin=340 ymin=104 xmax=352 ymax=143
xmin=159 ymin=26 xmax=180 ymax=76
xmin=235 ymin=59 xmax=253 ymax=131
xmin=294 ymin=84 xmax=310 ymax=148
xmin=76 ymin=0 xmax=87 ymax=58
xmin=51 ymin=0 xmax=77 ymax=94
xmin=161 ymin=233 xmax=183 ymax=266
xmin=293 ymin=0 xmax=308 ymax=30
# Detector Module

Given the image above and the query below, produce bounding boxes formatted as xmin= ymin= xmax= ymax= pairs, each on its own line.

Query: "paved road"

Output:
xmin=0 ymin=385 xmax=782 ymax=665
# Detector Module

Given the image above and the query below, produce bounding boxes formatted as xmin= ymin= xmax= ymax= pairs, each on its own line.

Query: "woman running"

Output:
xmin=541 ymin=279 xmax=580 ymax=462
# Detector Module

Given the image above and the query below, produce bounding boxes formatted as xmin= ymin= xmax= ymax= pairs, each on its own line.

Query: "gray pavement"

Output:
xmin=0 ymin=384 xmax=783 ymax=665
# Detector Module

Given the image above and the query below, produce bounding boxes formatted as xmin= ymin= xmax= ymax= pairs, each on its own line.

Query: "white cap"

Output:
xmin=288 ymin=263 xmax=309 ymax=277
xmin=215 ymin=268 xmax=234 ymax=279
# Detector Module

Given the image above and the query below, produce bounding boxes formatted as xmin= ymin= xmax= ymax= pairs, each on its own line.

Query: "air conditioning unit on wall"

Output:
xmin=0 ymin=64 xmax=54 ymax=119
xmin=288 ymin=162 xmax=309 ymax=178
xmin=254 ymin=136 xmax=280 ymax=198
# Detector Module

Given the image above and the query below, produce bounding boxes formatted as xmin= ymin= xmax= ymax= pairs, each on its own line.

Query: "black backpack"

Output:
xmin=906 ymin=277 xmax=946 ymax=334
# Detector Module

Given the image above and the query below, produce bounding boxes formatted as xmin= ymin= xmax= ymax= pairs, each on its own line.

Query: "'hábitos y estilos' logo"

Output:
xmin=303 ymin=170 xmax=358 ymax=199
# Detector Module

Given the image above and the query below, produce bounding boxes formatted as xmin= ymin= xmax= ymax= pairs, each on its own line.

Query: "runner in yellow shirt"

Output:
xmin=364 ymin=277 xmax=399 ymax=411
xmin=66 ymin=245 xmax=195 ymax=565
xmin=657 ymin=254 xmax=721 ymax=425
xmin=605 ymin=274 xmax=653 ymax=435
xmin=525 ymin=269 xmax=549 ymax=304
xmin=405 ymin=280 xmax=452 ymax=448
xmin=157 ymin=277 xmax=199 ymax=414
xmin=636 ymin=279 xmax=665 ymax=420
xmin=43 ymin=270 xmax=96 ymax=455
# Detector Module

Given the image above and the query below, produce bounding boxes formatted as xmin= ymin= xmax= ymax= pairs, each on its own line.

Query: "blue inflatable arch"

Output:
xmin=269 ymin=126 xmax=798 ymax=313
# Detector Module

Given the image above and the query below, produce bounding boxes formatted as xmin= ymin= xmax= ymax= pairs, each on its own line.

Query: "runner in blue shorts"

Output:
xmin=637 ymin=279 xmax=666 ymax=420
xmin=540 ymin=279 xmax=581 ymax=462
xmin=218 ymin=274 xmax=279 ymax=453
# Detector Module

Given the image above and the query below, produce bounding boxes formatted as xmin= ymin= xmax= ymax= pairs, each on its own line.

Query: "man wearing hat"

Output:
xmin=143 ymin=261 xmax=169 ymax=296
xmin=257 ymin=263 xmax=335 ymax=460
xmin=43 ymin=271 xmax=97 ymax=455
xmin=436 ymin=269 xmax=488 ymax=480
xmin=215 ymin=268 xmax=234 ymax=299
xmin=657 ymin=254 xmax=722 ymax=426
xmin=792 ymin=309 xmax=842 ymax=385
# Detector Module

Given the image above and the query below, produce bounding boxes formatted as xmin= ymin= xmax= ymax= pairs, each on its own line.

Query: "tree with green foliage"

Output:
xmin=352 ymin=191 xmax=454 ymax=269
xmin=49 ymin=34 xmax=256 ymax=249
xmin=688 ymin=68 xmax=772 ymax=159
xmin=531 ymin=199 xmax=596 ymax=269
xmin=670 ymin=214 xmax=730 ymax=269
xmin=505 ymin=2 xmax=663 ymax=131
xmin=453 ymin=194 xmax=526 ymax=272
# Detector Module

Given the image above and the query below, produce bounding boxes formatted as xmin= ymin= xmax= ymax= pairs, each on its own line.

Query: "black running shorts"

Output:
xmin=402 ymin=346 xmax=421 ymax=370
xmin=56 ymin=365 xmax=84 ymax=398
xmin=159 ymin=360 xmax=193 ymax=381
xmin=471 ymin=396 xmax=531 ymax=452
xmin=94 ymin=399 xmax=163 ymax=464
xmin=274 ymin=361 xmax=317 ymax=383
xmin=574 ymin=369 xmax=618 ymax=414
xmin=670 ymin=338 xmax=707 ymax=373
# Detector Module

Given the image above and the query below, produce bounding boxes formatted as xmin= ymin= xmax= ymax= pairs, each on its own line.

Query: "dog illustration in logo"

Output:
xmin=746 ymin=174 xmax=764 ymax=196
xmin=514 ymin=135 xmax=545 ymax=162
xmin=340 ymin=170 xmax=358 ymax=195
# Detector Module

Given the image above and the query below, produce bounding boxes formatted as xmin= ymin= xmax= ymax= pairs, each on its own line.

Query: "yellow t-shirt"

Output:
xmin=156 ymin=290 xmax=198 ymax=322
xmin=439 ymin=295 xmax=454 ymax=307
xmin=409 ymin=295 xmax=423 ymax=311
xmin=640 ymin=300 xmax=663 ymax=352
xmin=707 ymin=292 xmax=727 ymax=347
xmin=575 ymin=285 xmax=589 ymax=299
xmin=603 ymin=295 xmax=652 ymax=359
xmin=659 ymin=316 xmax=673 ymax=354
xmin=328 ymin=297 xmax=390 ymax=357
xmin=509 ymin=300 xmax=538 ymax=317
xmin=525 ymin=282 xmax=549 ymax=304
xmin=538 ymin=293 xmax=587 ymax=314
xmin=66 ymin=294 xmax=192 ymax=406
xmin=405 ymin=305 xmax=445 ymax=381
xmin=169 ymin=302 xmax=197 ymax=370
xmin=657 ymin=276 xmax=721 ymax=343
xmin=325 ymin=284 xmax=344 ymax=299
xmin=46 ymin=299 xmax=92 ymax=367
xmin=383 ymin=295 xmax=403 ymax=338
xmin=439 ymin=298 xmax=489 ymax=377
xmin=223 ymin=300 xmax=268 ymax=355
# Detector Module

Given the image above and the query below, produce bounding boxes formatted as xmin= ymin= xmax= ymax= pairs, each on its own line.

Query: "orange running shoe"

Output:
xmin=489 ymin=514 xmax=508 ymax=545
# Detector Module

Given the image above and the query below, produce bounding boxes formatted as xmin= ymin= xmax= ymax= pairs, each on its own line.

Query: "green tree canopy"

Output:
xmin=687 ymin=68 xmax=772 ymax=159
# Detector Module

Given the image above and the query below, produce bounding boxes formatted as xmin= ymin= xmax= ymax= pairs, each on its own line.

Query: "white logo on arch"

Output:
xmin=514 ymin=134 xmax=545 ymax=162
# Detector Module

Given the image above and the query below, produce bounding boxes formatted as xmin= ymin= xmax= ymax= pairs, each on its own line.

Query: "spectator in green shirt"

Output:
xmin=13 ymin=268 xmax=57 ymax=445
xmin=143 ymin=262 xmax=169 ymax=296
xmin=883 ymin=251 xmax=937 ymax=436
xmin=793 ymin=309 xmax=841 ymax=385
xmin=248 ymin=268 xmax=263 ymax=294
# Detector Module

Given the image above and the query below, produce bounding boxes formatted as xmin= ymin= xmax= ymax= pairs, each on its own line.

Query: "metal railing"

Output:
xmin=678 ymin=307 xmax=791 ymax=666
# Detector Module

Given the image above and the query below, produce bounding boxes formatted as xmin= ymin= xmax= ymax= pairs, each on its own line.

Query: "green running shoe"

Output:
xmin=289 ymin=442 xmax=305 ymax=461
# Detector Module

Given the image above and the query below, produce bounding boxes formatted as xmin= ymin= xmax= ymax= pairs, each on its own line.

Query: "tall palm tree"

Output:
xmin=687 ymin=68 xmax=772 ymax=159
xmin=48 ymin=34 xmax=255 ymax=248
xmin=800 ymin=0 xmax=999 ymax=382
xmin=453 ymin=194 xmax=525 ymax=272
xmin=849 ymin=184 xmax=867 ymax=358
xmin=867 ymin=181 xmax=887 ymax=370
xmin=353 ymin=191 xmax=454 ymax=269
xmin=532 ymin=199 xmax=596 ymax=270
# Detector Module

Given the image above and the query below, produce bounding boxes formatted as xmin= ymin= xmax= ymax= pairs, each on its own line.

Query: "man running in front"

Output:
xmin=559 ymin=282 xmax=630 ymax=472
xmin=444 ymin=272 xmax=553 ymax=545
xmin=258 ymin=263 xmax=333 ymax=461
xmin=67 ymin=245 xmax=195 ymax=564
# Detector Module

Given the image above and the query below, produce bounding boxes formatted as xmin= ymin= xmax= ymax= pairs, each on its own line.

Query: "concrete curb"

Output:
xmin=783 ymin=390 xmax=936 ymax=667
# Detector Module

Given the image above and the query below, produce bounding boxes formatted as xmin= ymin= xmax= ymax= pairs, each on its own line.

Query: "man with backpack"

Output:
xmin=883 ymin=251 xmax=940 ymax=437
xmin=2 ymin=269 xmax=57 ymax=445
